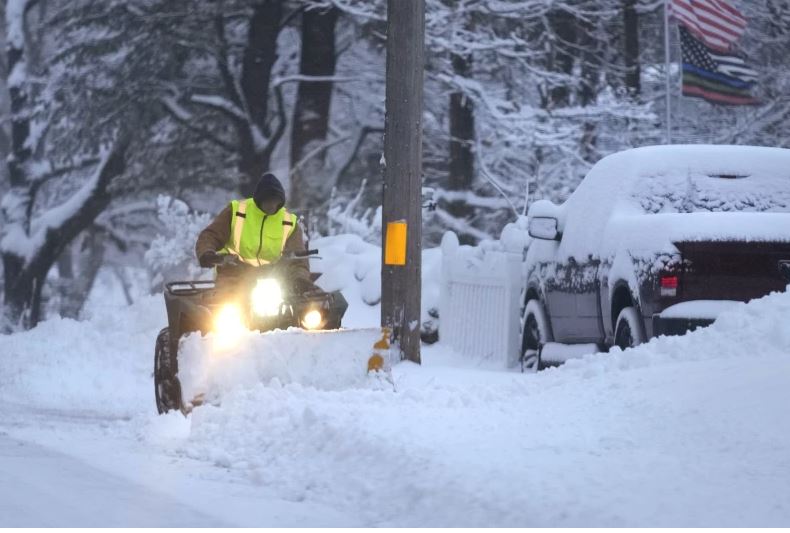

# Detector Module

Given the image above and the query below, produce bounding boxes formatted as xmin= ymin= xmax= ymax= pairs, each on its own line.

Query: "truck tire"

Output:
xmin=614 ymin=306 xmax=646 ymax=351
xmin=154 ymin=327 xmax=183 ymax=414
xmin=521 ymin=299 xmax=553 ymax=372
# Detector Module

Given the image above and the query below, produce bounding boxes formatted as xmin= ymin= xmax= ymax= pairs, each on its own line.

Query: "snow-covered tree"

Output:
xmin=3 ymin=0 xmax=790 ymax=328
xmin=0 ymin=0 xmax=132 ymax=330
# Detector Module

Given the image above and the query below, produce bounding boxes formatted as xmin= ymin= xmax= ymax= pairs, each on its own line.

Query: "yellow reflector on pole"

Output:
xmin=384 ymin=221 xmax=407 ymax=266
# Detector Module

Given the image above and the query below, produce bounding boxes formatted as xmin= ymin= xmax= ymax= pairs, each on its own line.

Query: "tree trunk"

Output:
xmin=447 ymin=53 xmax=475 ymax=242
xmin=2 ymin=0 xmax=36 ymax=328
xmin=624 ymin=0 xmax=641 ymax=97
xmin=2 ymin=139 xmax=129 ymax=330
xmin=289 ymin=6 xmax=339 ymax=210
xmin=238 ymin=0 xmax=283 ymax=196
xmin=546 ymin=9 xmax=576 ymax=109
xmin=241 ymin=0 xmax=281 ymax=137
xmin=578 ymin=18 xmax=600 ymax=163
xmin=57 ymin=229 xmax=106 ymax=320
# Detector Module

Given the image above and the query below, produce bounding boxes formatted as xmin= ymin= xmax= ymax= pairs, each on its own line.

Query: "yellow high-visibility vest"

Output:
xmin=222 ymin=199 xmax=297 ymax=266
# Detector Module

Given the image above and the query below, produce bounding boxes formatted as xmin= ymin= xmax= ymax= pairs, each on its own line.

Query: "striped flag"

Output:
xmin=670 ymin=0 xmax=746 ymax=51
xmin=679 ymin=26 xmax=759 ymax=105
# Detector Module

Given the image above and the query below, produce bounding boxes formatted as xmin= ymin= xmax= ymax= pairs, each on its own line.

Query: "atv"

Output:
xmin=154 ymin=250 xmax=348 ymax=414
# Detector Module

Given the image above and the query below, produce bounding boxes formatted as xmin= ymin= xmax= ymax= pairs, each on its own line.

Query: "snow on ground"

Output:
xmin=309 ymin=234 xmax=443 ymax=327
xmin=1 ymin=237 xmax=789 ymax=526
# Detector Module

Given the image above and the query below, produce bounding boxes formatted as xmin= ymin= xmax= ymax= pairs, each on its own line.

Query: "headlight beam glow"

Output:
xmin=302 ymin=309 xmax=323 ymax=330
xmin=251 ymin=278 xmax=283 ymax=317
xmin=213 ymin=304 xmax=246 ymax=350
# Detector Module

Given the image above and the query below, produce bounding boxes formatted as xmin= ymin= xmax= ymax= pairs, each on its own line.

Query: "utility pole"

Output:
xmin=382 ymin=0 xmax=424 ymax=364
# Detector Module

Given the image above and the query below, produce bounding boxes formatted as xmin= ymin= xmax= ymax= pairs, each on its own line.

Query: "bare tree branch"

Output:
xmin=333 ymin=125 xmax=384 ymax=190
xmin=261 ymin=84 xmax=287 ymax=163
xmin=32 ymin=156 xmax=101 ymax=184
xmin=289 ymin=133 xmax=353 ymax=180
xmin=160 ymin=97 xmax=237 ymax=154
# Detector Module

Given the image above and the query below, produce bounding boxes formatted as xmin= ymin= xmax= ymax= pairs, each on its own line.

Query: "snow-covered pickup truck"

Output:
xmin=521 ymin=145 xmax=790 ymax=370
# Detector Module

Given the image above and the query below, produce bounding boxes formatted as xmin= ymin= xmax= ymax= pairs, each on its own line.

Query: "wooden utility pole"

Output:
xmin=382 ymin=0 xmax=424 ymax=364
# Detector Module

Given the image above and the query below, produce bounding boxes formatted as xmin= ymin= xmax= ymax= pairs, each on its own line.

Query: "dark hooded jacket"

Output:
xmin=195 ymin=174 xmax=311 ymax=285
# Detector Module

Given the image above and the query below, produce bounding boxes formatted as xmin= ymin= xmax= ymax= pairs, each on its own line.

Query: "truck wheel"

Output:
xmin=614 ymin=306 xmax=646 ymax=351
xmin=521 ymin=300 xmax=553 ymax=372
xmin=154 ymin=327 xmax=183 ymax=414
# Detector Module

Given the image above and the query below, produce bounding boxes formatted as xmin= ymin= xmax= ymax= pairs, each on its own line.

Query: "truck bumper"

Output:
xmin=652 ymin=315 xmax=715 ymax=337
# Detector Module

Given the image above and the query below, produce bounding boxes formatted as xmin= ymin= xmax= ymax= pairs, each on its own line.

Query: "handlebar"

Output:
xmin=208 ymin=249 xmax=319 ymax=268
xmin=292 ymin=249 xmax=319 ymax=258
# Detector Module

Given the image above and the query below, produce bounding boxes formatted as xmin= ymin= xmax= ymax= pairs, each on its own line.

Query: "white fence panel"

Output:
xmin=439 ymin=225 xmax=528 ymax=367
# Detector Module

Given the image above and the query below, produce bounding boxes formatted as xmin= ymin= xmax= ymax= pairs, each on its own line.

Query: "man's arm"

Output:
xmin=195 ymin=205 xmax=232 ymax=261
xmin=283 ymin=223 xmax=312 ymax=286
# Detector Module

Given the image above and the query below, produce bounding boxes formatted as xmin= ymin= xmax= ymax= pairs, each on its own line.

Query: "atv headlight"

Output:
xmin=251 ymin=278 xmax=283 ymax=317
xmin=301 ymin=309 xmax=323 ymax=330
xmin=214 ymin=304 xmax=245 ymax=349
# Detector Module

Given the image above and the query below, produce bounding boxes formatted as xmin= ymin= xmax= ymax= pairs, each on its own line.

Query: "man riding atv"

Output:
xmin=195 ymin=172 xmax=314 ymax=293
xmin=153 ymin=172 xmax=351 ymax=414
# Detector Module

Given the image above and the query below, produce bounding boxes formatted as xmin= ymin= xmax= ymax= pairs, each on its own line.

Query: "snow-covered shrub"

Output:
xmin=324 ymin=181 xmax=382 ymax=244
xmin=144 ymin=196 xmax=212 ymax=289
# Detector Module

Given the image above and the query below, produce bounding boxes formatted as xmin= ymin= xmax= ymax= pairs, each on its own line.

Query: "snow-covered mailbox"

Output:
xmin=439 ymin=220 xmax=530 ymax=367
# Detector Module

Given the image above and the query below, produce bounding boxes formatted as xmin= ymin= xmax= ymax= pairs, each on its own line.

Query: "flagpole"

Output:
xmin=664 ymin=0 xmax=672 ymax=144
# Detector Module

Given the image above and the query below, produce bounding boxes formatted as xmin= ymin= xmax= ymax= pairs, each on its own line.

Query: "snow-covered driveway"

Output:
xmin=1 ymin=290 xmax=789 ymax=526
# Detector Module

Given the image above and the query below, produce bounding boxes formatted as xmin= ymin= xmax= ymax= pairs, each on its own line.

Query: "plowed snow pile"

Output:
xmin=1 ymin=272 xmax=789 ymax=525
xmin=178 ymin=328 xmax=392 ymax=406
xmin=0 ymin=295 xmax=164 ymax=415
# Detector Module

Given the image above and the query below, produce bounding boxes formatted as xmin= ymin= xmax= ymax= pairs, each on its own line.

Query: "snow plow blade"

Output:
xmin=176 ymin=327 xmax=393 ymax=414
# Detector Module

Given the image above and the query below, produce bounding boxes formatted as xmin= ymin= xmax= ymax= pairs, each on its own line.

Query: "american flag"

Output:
xmin=670 ymin=0 xmax=746 ymax=51
xmin=679 ymin=26 xmax=758 ymax=105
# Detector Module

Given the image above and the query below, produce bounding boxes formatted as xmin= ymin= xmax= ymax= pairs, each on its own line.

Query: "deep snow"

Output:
xmin=1 ymin=241 xmax=789 ymax=526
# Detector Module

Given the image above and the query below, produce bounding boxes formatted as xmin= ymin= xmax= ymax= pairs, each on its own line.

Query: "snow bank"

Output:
xmin=0 ymin=295 xmax=165 ymax=416
xmin=1 ymin=238 xmax=789 ymax=526
xmin=161 ymin=289 xmax=790 ymax=526
xmin=556 ymin=286 xmax=790 ymax=379
xmin=309 ymin=234 xmax=443 ymax=328
xmin=309 ymin=234 xmax=382 ymax=326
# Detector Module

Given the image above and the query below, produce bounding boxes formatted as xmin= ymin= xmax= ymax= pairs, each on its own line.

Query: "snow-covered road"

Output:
xmin=1 ymin=289 xmax=790 ymax=526
xmin=0 ymin=405 xmax=360 ymax=527
xmin=0 ymin=433 xmax=226 ymax=527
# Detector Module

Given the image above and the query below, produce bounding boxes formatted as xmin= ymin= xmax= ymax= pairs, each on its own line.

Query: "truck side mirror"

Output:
xmin=528 ymin=217 xmax=561 ymax=241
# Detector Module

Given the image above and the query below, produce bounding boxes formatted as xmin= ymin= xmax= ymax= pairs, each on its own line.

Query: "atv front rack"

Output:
xmin=165 ymin=280 xmax=216 ymax=296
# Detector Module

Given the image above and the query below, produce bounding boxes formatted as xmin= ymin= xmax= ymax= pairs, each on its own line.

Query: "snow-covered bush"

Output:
xmin=324 ymin=181 xmax=382 ymax=244
xmin=144 ymin=196 xmax=212 ymax=289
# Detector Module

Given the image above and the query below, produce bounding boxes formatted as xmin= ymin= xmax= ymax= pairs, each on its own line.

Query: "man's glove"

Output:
xmin=199 ymin=250 xmax=222 ymax=268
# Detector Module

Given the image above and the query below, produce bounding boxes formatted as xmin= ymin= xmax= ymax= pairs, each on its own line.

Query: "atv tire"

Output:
xmin=154 ymin=327 xmax=183 ymax=414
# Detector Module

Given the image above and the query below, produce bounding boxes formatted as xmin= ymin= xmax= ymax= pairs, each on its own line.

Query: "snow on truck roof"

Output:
xmin=593 ymin=144 xmax=790 ymax=177
xmin=575 ymin=144 xmax=790 ymax=203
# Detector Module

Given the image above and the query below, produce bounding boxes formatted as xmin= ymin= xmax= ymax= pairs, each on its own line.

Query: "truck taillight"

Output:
xmin=660 ymin=275 xmax=678 ymax=297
